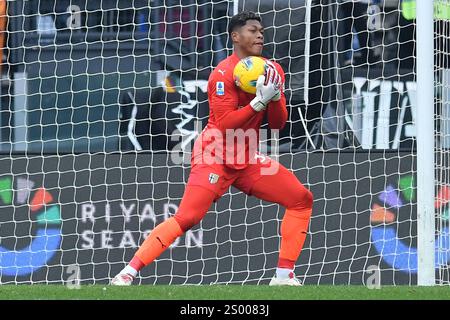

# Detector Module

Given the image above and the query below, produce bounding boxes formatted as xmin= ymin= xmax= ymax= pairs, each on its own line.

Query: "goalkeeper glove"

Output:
xmin=265 ymin=61 xmax=282 ymax=102
xmin=250 ymin=67 xmax=281 ymax=112
xmin=271 ymin=85 xmax=282 ymax=102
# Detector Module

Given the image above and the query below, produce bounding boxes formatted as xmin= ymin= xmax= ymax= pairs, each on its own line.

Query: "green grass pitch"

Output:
xmin=0 ymin=285 xmax=450 ymax=300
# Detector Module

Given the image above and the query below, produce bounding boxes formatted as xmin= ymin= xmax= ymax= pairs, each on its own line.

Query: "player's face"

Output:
xmin=235 ymin=20 xmax=264 ymax=57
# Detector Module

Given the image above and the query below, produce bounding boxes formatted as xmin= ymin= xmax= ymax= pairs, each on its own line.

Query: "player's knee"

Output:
xmin=288 ymin=188 xmax=313 ymax=212
xmin=303 ymin=189 xmax=314 ymax=209
xmin=173 ymin=213 xmax=201 ymax=232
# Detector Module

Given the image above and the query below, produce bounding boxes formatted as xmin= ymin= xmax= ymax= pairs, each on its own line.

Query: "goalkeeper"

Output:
xmin=112 ymin=11 xmax=313 ymax=286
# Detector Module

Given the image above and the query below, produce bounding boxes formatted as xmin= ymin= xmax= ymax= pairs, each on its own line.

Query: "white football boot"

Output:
xmin=110 ymin=273 xmax=135 ymax=286
xmin=269 ymin=274 xmax=303 ymax=286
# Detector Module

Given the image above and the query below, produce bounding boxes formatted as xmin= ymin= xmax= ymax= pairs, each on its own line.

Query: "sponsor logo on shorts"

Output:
xmin=208 ymin=173 xmax=219 ymax=184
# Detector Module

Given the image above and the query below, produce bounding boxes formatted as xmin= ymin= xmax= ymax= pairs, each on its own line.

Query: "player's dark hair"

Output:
xmin=228 ymin=11 xmax=262 ymax=38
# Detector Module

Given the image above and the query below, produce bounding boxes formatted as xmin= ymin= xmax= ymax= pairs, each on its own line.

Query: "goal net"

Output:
xmin=0 ymin=0 xmax=448 ymax=286
xmin=434 ymin=0 xmax=450 ymax=285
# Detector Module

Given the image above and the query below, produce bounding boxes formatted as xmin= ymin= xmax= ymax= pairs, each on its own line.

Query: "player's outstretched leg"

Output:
xmin=111 ymin=216 xmax=183 ymax=285
xmin=111 ymin=185 xmax=216 ymax=285
xmin=242 ymin=162 xmax=313 ymax=286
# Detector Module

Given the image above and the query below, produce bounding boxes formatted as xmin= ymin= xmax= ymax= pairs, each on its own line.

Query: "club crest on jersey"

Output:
xmin=209 ymin=173 xmax=220 ymax=184
xmin=216 ymin=81 xmax=225 ymax=95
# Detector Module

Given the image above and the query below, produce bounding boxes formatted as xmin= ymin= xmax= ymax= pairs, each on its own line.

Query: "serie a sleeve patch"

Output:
xmin=216 ymin=81 xmax=225 ymax=95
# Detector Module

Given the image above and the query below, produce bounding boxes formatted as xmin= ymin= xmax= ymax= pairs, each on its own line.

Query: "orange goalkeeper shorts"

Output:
xmin=187 ymin=151 xmax=280 ymax=202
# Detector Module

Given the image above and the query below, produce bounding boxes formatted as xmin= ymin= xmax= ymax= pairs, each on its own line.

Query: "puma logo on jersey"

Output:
xmin=218 ymin=69 xmax=226 ymax=76
xmin=209 ymin=173 xmax=220 ymax=184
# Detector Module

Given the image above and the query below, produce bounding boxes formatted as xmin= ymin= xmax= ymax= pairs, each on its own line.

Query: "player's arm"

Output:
xmin=209 ymin=75 xmax=257 ymax=132
xmin=266 ymin=63 xmax=288 ymax=130
xmin=209 ymin=72 xmax=277 ymax=132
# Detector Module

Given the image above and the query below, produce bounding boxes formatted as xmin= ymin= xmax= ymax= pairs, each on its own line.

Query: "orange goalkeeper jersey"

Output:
xmin=192 ymin=52 xmax=288 ymax=170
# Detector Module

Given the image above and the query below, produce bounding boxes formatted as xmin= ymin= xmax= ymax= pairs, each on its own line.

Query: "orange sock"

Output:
xmin=279 ymin=208 xmax=312 ymax=268
xmin=135 ymin=217 xmax=184 ymax=266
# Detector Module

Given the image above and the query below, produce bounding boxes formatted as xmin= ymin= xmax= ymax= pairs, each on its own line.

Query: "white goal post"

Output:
xmin=416 ymin=0 xmax=435 ymax=286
